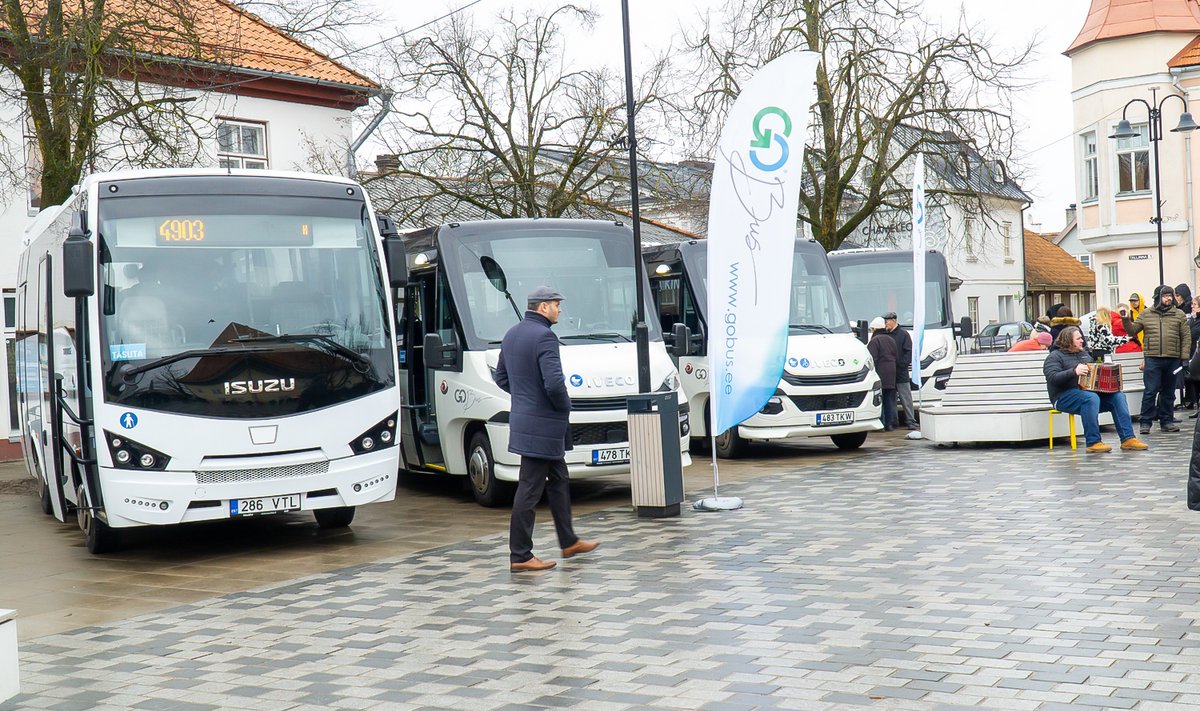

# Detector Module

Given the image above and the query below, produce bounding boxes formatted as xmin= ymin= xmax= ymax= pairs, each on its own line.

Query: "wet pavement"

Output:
xmin=5 ymin=423 xmax=1200 ymax=709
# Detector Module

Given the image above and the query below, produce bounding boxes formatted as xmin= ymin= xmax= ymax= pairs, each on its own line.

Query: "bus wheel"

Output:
xmin=467 ymin=431 xmax=514 ymax=508
xmin=831 ymin=431 xmax=868 ymax=450
xmin=37 ymin=475 xmax=53 ymax=516
xmin=77 ymin=486 xmax=120 ymax=554
xmin=714 ymin=428 xmax=747 ymax=459
xmin=314 ymin=506 xmax=356 ymax=529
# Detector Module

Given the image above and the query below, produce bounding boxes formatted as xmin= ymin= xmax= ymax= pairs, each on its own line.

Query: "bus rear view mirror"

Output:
xmin=383 ymin=238 xmax=407 ymax=288
xmin=62 ymin=222 xmax=94 ymax=298
xmin=423 ymin=332 xmax=461 ymax=370
xmin=955 ymin=315 xmax=973 ymax=338
xmin=853 ymin=319 xmax=869 ymax=344
xmin=480 ymin=256 xmax=507 ymax=292
xmin=667 ymin=322 xmax=692 ymax=357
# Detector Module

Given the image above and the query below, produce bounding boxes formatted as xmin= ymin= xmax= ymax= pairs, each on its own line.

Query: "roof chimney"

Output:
xmin=375 ymin=154 xmax=400 ymax=173
xmin=1065 ymin=203 xmax=1077 ymax=226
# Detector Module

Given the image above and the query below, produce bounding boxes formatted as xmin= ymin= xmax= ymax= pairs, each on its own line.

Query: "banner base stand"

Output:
xmin=905 ymin=430 xmax=923 ymax=440
xmin=693 ymin=497 xmax=744 ymax=512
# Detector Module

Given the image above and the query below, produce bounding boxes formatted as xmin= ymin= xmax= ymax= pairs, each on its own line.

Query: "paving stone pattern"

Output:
xmin=9 ymin=429 xmax=1200 ymax=710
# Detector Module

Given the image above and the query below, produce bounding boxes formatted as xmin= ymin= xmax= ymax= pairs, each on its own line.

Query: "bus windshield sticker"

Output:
xmin=110 ymin=343 xmax=147 ymax=361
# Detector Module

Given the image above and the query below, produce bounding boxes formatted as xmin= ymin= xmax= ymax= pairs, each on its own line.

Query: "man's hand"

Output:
xmin=1075 ymin=363 xmax=1089 ymax=377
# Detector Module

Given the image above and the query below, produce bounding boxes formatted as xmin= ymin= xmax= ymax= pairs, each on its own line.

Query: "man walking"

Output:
xmin=883 ymin=311 xmax=916 ymax=429
xmin=1123 ymin=285 xmax=1192 ymax=434
xmin=494 ymin=286 xmax=599 ymax=572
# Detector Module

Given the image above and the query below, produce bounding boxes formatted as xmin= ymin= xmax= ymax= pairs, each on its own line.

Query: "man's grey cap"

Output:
xmin=527 ymin=286 xmax=565 ymax=306
xmin=882 ymin=311 xmax=898 ymax=320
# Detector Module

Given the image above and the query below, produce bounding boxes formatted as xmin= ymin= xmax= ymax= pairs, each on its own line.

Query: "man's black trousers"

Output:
xmin=509 ymin=456 xmax=579 ymax=563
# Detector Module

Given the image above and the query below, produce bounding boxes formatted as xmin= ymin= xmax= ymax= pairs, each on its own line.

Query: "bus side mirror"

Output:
xmin=383 ymin=237 xmax=407 ymax=288
xmin=853 ymin=319 xmax=868 ymax=344
xmin=667 ymin=323 xmax=692 ymax=357
xmin=423 ymin=332 xmax=461 ymax=370
xmin=62 ymin=222 xmax=94 ymax=298
xmin=955 ymin=315 xmax=973 ymax=338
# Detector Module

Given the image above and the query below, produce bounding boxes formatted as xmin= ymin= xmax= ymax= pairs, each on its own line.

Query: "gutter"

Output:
xmin=347 ymin=89 xmax=393 ymax=179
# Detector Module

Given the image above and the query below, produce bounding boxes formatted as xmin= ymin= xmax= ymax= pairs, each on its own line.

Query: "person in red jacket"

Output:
xmin=1112 ymin=307 xmax=1142 ymax=353
xmin=1010 ymin=331 xmax=1052 ymax=352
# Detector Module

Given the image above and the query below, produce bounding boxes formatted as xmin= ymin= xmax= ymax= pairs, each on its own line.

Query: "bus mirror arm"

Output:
xmin=62 ymin=225 xmax=94 ymax=298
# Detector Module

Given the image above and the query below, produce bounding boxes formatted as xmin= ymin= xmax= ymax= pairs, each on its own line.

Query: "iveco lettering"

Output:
xmin=645 ymin=237 xmax=883 ymax=457
xmin=387 ymin=219 xmax=691 ymax=507
xmin=14 ymin=169 xmax=407 ymax=553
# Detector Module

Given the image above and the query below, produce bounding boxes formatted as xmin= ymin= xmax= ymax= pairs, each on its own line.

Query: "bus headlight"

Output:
xmin=350 ymin=411 xmax=399 ymax=455
xmin=104 ymin=431 xmax=170 ymax=471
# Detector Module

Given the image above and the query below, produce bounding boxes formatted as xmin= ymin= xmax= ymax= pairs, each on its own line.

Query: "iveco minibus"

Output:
xmin=644 ymin=237 xmax=882 ymax=457
xmin=15 ymin=170 xmax=406 ymax=553
xmin=395 ymin=219 xmax=691 ymax=506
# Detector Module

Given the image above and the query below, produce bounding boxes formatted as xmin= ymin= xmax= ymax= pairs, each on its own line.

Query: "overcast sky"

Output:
xmin=370 ymin=0 xmax=1093 ymax=232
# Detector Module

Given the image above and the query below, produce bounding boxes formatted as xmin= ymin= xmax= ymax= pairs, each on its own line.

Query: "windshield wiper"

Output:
xmin=115 ymin=345 xmax=263 ymax=380
xmin=790 ymin=324 xmax=833 ymax=333
xmin=233 ymin=332 xmax=371 ymax=367
xmin=559 ymin=333 xmax=632 ymax=342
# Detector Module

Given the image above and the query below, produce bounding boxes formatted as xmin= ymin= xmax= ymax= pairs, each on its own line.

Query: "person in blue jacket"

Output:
xmin=494 ymin=286 xmax=599 ymax=572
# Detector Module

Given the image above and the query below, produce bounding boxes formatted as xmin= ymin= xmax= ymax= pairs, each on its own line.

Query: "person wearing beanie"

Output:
xmin=1009 ymin=330 xmax=1052 ymax=352
xmin=867 ymin=316 xmax=899 ymax=431
xmin=1123 ymin=285 xmax=1191 ymax=434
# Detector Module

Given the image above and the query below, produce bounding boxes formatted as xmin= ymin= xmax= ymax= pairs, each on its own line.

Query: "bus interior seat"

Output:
xmin=118 ymin=294 xmax=172 ymax=353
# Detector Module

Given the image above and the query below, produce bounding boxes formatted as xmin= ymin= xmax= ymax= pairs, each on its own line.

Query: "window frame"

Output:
xmin=1081 ymin=131 xmax=1099 ymax=202
xmin=1103 ymin=262 xmax=1119 ymax=309
xmin=1114 ymin=123 xmax=1150 ymax=195
xmin=216 ymin=119 xmax=269 ymax=169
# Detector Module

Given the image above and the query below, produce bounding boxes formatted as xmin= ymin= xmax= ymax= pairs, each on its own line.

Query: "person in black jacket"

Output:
xmin=494 ymin=286 xmax=599 ymax=571
xmin=1186 ymin=344 xmax=1200 ymax=508
xmin=868 ymin=317 xmax=899 ymax=431
xmin=1044 ymin=325 xmax=1147 ymax=453
xmin=883 ymin=311 xmax=917 ymax=429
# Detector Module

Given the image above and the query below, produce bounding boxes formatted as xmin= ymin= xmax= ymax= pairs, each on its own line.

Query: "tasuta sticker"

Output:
xmin=110 ymin=344 xmax=146 ymax=361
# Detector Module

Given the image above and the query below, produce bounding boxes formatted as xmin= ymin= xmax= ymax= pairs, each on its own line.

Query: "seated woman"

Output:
xmin=1087 ymin=306 xmax=1132 ymax=355
xmin=1044 ymin=325 xmax=1148 ymax=453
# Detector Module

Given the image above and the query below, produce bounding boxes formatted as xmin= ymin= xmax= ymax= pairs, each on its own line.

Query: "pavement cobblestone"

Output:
xmin=7 ymin=428 xmax=1200 ymax=708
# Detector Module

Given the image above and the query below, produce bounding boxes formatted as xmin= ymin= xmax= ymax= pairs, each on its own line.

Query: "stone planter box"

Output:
xmin=0 ymin=609 xmax=17 ymax=703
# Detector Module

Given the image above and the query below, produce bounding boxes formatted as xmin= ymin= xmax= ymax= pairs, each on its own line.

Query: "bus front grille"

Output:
xmin=195 ymin=460 xmax=330 ymax=485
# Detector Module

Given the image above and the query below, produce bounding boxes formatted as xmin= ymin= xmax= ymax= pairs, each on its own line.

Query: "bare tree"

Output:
xmin=683 ymin=0 xmax=1033 ymax=251
xmin=0 ymin=0 xmax=214 ymax=207
xmin=232 ymin=0 xmax=377 ymax=56
xmin=371 ymin=4 xmax=677 ymax=224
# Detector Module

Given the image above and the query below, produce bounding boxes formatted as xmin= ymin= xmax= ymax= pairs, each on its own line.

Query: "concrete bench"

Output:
xmin=922 ymin=351 xmax=1146 ymax=445
xmin=0 ymin=609 xmax=17 ymax=703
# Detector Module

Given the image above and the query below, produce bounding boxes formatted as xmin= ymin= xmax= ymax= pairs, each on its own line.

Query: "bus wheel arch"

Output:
xmin=465 ymin=428 xmax=514 ymax=508
xmin=77 ymin=485 xmax=120 ymax=554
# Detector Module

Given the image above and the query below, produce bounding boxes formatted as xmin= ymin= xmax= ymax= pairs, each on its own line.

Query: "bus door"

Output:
xmin=398 ymin=271 xmax=446 ymax=470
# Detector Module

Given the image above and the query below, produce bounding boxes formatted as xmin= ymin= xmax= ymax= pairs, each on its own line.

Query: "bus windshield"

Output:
xmin=682 ymin=241 xmax=852 ymax=334
xmin=440 ymin=223 xmax=661 ymax=348
xmin=829 ymin=252 xmax=951 ymax=329
xmin=97 ymin=193 xmax=393 ymax=415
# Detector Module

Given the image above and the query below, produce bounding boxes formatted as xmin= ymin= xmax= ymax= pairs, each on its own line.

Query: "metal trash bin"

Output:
xmin=627 ymin=392 xmax=684 ymax=518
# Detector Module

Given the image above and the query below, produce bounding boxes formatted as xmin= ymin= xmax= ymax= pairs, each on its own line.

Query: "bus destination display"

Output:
xmin=155 ymin=216 xmax=314 ymax=246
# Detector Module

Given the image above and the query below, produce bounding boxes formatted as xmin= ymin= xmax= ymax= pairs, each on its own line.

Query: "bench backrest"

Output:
xmin=938 ymin=351 xmax=1144 ymax=408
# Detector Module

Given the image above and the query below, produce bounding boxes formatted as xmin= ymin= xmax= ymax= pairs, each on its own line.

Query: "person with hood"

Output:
xmin=1087 ymin=306 xmax=1132 ymax=355
xmin=1048 ymin=306 xmax=1081 ymax=351
xmin=1178 ymin=284 xmax=1194 ymax=317
xmin=1122 ymin=285 xmax=1192 ymax=435
xmin=1128 ymin=292 xmax=1146 ymax=346
xmin=1176 ymin=284 xmax=1195 ymax=409
xmin=867 ymin=317 xmax=898 ymax=431
xmin=1185 ymin=342 xmax=1200 ymax=508
xmin=1045 ymin=326 xmax=1147 ymax=453
xmin=494 ymin=286 xmax=599 ymax=572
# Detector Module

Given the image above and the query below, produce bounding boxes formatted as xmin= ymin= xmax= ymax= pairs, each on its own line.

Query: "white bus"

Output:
xmin=644 ymin=238 xmax=883 ymax=457
xmin=827 ymin=248 xmax=959 ymax=404
xmin=15 ymin=170 xmax=406 ymax=553
xmin=395 ymin=219 xmax=691 ymax=507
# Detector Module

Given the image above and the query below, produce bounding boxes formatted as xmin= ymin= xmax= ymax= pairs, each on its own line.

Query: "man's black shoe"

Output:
xmin=1163 ymin=423 xmax=1181 ymax=433
xmin=1140 ymin=424 xmax=1151 ymax=435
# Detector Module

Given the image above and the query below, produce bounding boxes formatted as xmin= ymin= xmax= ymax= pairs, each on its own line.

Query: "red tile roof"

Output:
xmin=1024 ymin=229 xmax=1096 ymax=289
xmin=1066 ymin=0 xmax=1200 ymax=55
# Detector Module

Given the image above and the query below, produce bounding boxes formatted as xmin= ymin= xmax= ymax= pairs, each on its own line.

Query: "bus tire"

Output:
xmin=714 ymin=427 xmax=747 ymax=459
xmin=467 ymin=431 xmax=514 ymax=508
xmin=77 ymin=487 xmax=120 ymax=554
xmin=37 ymin=475 xmax=53 ymax=515
xmin=314 ymin=506 xmax=356 ymax=529
xmin=831 ymin=431 xmax=868 ymax=450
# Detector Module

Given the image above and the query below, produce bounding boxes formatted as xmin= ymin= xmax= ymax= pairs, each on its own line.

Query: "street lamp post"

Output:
xmin=619 ymin=0 xmax=651 ymax=394
xmin=1109 ymin=87 xmax=1199 ymax=286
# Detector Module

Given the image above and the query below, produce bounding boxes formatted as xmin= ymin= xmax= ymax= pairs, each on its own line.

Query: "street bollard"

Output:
xmin=627 ymin=392 xmax=684 ymax=518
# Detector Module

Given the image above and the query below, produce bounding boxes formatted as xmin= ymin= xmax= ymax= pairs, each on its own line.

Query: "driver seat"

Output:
xmin=270 ymin=282 xmax=325 ymax=332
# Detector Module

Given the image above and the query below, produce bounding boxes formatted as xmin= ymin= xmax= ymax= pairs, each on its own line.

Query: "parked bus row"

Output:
xmin=15 ymin=169 xmax=954 ymax=553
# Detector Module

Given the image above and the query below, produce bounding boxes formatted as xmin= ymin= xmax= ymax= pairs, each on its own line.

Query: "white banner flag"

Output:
xmin=707 ymin=52 xmax=819 ymax=436
xmin=911 ymin=154 xmax=926 ymax=387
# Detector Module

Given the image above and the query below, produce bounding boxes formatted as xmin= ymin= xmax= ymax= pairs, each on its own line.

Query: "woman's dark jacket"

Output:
xmin=493 ymin=311 xmax=572 ymax=459
xmin=1048 ymin=316 xmax=1081 ymax=351
xmin=1043 ymin=348 xmax=1089 ymax=405
xmin=1186 ymin=345 xmax=1200 ymax=511
xmin=868 ymin=331 xmax=898 ymax=390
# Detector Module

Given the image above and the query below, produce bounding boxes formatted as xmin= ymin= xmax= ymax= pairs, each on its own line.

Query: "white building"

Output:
xmin=0 ymin=0 xmax=377 ymax=460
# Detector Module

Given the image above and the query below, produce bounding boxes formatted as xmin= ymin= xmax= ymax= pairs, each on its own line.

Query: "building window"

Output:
xmin=1076 ymin=254 xmax=1092 ymax=268
xmin=24 ymin=118 xmax=41 ymax=213
xmin=1082 ymin=131 xmax=1098 ymax=201
xmin=968 ymin=296 xmax=979 ymax=329
xmin=3 ymin=290 xmax=15 ymax=433
xmin=964 ymin=218 xmax=977 ymax=261
xmin=1002 ymin=221 xmax=1012 ymax=259
xmin=217 ymin=120 xmax=268 ymax=169
xmin=998 ymin=295 xmax=1014 ymax=321
xmin=1115 ymin=123 xmax=1150 ymax=194
xmin=1103 ymin=262 xmax=1119 ymax=308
